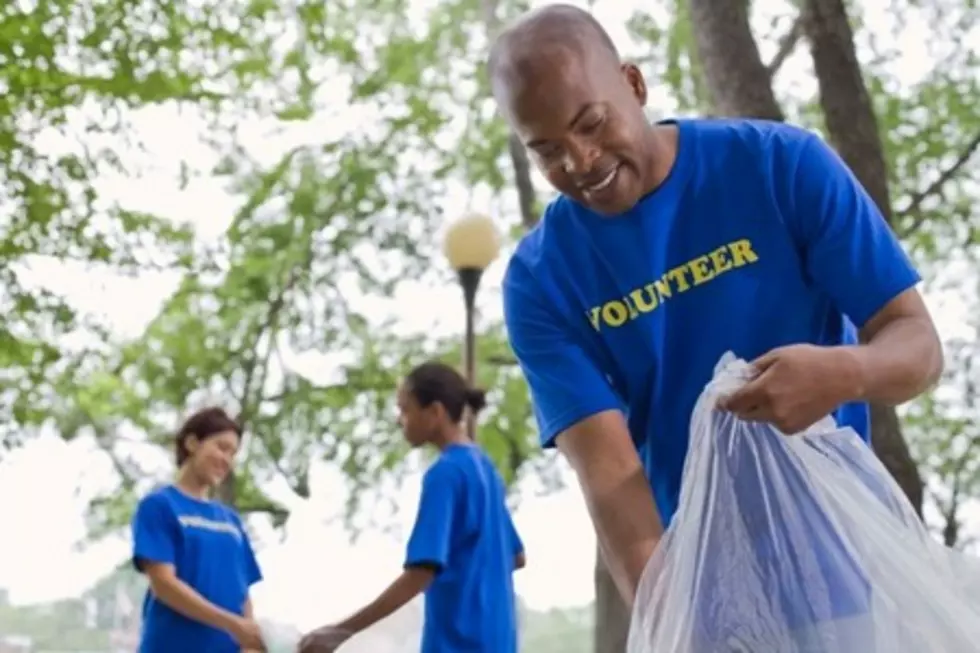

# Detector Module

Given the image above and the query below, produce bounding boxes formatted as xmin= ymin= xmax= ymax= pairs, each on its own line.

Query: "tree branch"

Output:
xmin=238 ymin=497 xmax=290 ymax=520
xmin=508 ymin=133 xmax=539 ymax=228
xmin=805 ymin=0 xmax=892 ymax=219
xmin=767 ymin=15 xmax=806 ymax=79
xmin=219 ymin=261 xmax=305 ymax=505
xmin=897 ymin=129 xmax=980 ymax=236
xmin=482 ymin=0 xmax=540 ymax=228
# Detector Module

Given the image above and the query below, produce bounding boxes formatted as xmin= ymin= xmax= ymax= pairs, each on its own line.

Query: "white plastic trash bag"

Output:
xmin=258 ymin=620 xmax=302 ymax=652
xmin=627 ymin=352 xmax=980 ymax=653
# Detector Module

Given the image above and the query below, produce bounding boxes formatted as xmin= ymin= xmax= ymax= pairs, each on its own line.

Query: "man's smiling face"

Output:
xmin=493 ymin=42 xmax=653 ymax=216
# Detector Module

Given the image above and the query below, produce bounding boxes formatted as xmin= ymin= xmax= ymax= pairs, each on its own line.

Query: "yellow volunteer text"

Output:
xmin=587 ymin=239 xmax=760 ymax=331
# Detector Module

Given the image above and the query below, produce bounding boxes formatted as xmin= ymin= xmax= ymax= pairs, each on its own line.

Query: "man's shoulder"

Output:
xmin=680 ymin=118 xmax=821 ymax=189
xmin=679 ymin=118 xmax=819 ymax=160
xmin=683 ymin=117 xmax=814 ymax=148
xmin=505 ymin=194 xmax=584 ymax=286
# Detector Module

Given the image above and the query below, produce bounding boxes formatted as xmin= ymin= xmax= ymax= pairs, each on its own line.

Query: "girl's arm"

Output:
xmin=334 ymin=567 xmax=434 ymax=634
xmin=300 ymin=569 xmax=433 ymax=652
xmin=303 ymin=463 xmax=456 ymax=650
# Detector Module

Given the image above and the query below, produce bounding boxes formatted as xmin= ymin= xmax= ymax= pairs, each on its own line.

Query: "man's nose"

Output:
xmin=562 ymin=139 xmax=600 ymax=176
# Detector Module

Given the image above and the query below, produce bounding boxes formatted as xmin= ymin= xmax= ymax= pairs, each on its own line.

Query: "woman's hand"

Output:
xmin=230 ymin=616 xmax=266 ymax=650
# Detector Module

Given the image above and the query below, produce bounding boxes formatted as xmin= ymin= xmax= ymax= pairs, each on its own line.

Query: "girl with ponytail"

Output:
xmin=300 ymin=361 xmax=525 ymax=653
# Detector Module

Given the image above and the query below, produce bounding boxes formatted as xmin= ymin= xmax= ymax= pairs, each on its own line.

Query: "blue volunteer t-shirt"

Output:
xmin=503 ymin=119 xmax=919 ymax=631
xmin=405 ymin=443 xmax=523 ymax=653
xmin=132 ymin=485 xmax=262 ymax=653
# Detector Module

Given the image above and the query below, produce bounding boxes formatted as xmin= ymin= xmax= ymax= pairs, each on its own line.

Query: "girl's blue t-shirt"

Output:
xmin=132 ymin=485 xmax=262 ymax=653
xmin=405 ymin=443 xmax=524 ymax=653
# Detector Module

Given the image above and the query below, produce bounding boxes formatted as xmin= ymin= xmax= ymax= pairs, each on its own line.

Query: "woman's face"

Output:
xmin=397 ymin=384 xmax=436 ymax=447
xmin=185 ymin=430 xmax=239 ymax=486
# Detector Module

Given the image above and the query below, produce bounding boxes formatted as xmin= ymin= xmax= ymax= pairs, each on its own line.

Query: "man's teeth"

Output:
xmin=587 ymin=168 xmax=617 ymax=192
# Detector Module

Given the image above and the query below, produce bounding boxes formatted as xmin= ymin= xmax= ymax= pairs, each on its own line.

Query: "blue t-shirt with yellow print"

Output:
xmin=503 ymin=119 xmax=920 ymax=637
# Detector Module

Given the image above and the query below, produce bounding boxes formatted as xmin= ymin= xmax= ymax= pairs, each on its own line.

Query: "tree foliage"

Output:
xmin=16 ymin=0 xmax=547 ymax=534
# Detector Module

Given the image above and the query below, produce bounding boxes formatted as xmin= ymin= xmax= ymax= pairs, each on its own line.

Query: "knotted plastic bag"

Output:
xmin=627 ymin=352 xmax=980 ymax=653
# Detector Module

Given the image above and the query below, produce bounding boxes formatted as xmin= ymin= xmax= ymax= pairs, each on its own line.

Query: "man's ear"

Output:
xmin=184 ymin=434 xmax=200 ymax=456
xmin=621 ymin=62 xmax=648 ymax=105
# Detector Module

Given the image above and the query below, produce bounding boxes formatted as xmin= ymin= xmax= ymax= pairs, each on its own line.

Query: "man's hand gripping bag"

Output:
xmin=627 ymin=353 xmax=980 ymax=653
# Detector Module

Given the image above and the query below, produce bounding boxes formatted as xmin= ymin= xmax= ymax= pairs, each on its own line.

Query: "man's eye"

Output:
xmin=536 ymin=147 xmax=561 ymax=161
xmin=581 ymin=117 xmax=604 ymax=133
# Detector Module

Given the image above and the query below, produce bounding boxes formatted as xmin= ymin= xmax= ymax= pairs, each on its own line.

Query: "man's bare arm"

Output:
xmin=556 ymin=410 xmax=663 ymax=606
xmin=852 ymin=288 xmax=943 ymax=404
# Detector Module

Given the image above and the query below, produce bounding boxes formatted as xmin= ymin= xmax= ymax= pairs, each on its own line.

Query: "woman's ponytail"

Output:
xmin=465 ymin=387 xmax=488 ymax=415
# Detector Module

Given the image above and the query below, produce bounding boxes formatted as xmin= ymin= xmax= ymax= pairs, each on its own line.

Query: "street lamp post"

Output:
xmin=442 ymin=213 xmax=501 ymax=440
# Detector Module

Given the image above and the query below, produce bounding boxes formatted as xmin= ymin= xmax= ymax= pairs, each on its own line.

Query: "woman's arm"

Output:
xmin=131 ymin=496 xmax=261 ymax=648
xmin=143 ymin=562 xmax=247 ymax=633
xmin=244 ymin=596 xmax=254 ymax=619
xmin=242 ymin=597 xmax=263 ymax=653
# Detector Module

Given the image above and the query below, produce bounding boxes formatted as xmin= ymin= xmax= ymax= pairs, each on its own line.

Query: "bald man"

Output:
xmin=492 ymin=2 xmax=942 ymax=644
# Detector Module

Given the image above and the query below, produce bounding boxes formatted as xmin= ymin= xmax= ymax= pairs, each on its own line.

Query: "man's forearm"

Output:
xmin=558 ymin=411 xmax=664 ymax=608
xmin=849 ymin=315 xmax=943 ymax=405
xmin=581 ymin=465 xmax=663 ymax=607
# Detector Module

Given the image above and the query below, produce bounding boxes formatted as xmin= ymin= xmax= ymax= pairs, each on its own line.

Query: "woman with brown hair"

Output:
xmin=131 ymin=407 xmax=266 ymax=652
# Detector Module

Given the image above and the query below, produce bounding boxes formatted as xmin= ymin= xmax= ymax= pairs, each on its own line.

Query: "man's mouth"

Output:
xmin=581 ymin=165 xmax=621 ymax=197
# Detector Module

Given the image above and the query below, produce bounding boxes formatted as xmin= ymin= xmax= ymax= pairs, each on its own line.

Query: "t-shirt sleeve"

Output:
xmin=404 ymin=463 xmax=457 ymax=571
xmin=503 ymin=256 xmax=622 ymax=448
xmin=775 ymin=128 xmax=921 ymax=328
xmin=234 ymin=513 xmax=263 ymax=587
xmin=132 ymin=494 xmax=178 ymax=571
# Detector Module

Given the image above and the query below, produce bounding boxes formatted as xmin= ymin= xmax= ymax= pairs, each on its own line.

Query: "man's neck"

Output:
xmin=642 ymin=123 xmax=679 ymax=196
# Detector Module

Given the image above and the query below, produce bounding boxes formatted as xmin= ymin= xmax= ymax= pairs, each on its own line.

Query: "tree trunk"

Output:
xmin=482 ymin=0 xmax=540 ymax=231
xmin=688 ymin=0 xmax=784 ymax=120
xmin=594 ymin=546 xmax=630 ymax=653
xmin=803 ymin=0 xmax=924 ymax=513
